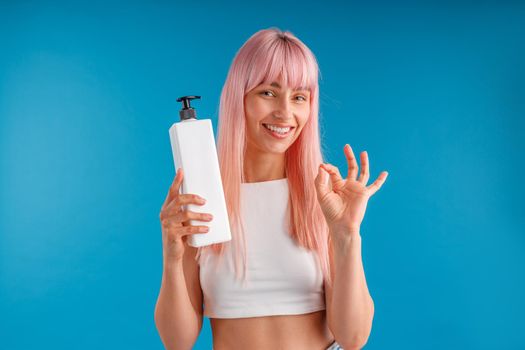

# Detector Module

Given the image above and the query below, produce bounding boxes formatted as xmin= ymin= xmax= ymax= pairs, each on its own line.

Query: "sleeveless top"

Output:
xmin=199 ymin=178 xmax=326 ymax=319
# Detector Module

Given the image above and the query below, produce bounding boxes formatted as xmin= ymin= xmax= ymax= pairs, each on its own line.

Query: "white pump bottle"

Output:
xmin=168 ymin=95 xmax=232 ymax=247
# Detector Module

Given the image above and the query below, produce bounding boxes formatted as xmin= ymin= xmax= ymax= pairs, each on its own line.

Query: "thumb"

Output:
xmin=315 ymin=164 xmax=330 ymax=202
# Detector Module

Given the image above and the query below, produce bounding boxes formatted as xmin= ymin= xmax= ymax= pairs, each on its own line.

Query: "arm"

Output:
xmin=328 ymin=230 xmax=374 ymax=349
xmin=315 ymin=145 xmax=387 ymax=349
xmin=154 ymin=257 xmax=202 ymax=350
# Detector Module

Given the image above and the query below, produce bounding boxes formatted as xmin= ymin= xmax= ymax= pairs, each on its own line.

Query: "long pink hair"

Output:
xmin=195 ymin=27 xmax=333 ymax=289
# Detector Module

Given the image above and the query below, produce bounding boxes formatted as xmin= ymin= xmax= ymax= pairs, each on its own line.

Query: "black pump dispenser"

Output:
xmin=176 ymin=95 xmax=201 ymax=121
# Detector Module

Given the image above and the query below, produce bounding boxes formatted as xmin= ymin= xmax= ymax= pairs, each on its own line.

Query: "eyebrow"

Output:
xmin=269 ymin=81 xmax=309 ymax=92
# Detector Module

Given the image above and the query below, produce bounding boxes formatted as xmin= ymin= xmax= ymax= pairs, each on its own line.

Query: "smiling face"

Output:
xmin=243 ymin=77 xmax=311 ymax=155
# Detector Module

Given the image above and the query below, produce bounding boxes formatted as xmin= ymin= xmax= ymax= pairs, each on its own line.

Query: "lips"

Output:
xmin=262 ymin=123 xmax=295 ymax=139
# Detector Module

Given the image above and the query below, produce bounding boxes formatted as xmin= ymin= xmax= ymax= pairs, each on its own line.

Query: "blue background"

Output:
xmin=1 ymin=1 xmax=524 ymax=349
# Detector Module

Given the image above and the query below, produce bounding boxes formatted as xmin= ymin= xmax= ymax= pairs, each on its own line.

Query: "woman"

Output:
xmin=155 ymin=27 xmax=388 ymax=350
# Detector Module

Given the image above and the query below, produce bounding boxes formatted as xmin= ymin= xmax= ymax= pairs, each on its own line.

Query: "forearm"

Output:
xmin=330 ymin=231 xmax=374 ymax=349
xmin=154 ymin=260 xmax=200 ymax=350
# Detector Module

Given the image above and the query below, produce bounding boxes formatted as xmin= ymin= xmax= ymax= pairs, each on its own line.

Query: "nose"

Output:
xmin=273 ymin=96 xmax=294 ymax=121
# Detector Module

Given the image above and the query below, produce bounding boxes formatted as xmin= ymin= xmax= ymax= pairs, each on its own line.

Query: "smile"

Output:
xmin=262 ymin=123 xmax=295 ymax=139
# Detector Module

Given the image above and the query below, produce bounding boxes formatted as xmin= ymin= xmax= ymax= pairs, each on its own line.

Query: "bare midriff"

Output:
xmin=210 ymin=309 xmax=335 ymax=350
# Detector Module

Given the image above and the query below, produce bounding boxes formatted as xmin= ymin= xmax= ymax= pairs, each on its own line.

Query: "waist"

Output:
xmin=210 ymin=309 xmax=335 ymax=350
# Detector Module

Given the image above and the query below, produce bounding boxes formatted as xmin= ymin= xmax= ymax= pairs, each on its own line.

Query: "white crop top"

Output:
xmin=199 ymin=178 xmax=326 ymax=319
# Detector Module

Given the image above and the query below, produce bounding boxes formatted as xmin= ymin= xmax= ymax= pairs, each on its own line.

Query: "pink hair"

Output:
xmin=195 ymin=27 xmax=333 ymax=289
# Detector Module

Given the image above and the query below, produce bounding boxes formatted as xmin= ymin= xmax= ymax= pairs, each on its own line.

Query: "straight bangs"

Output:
xmin=246 ymin=37 xmax=318 ymax=96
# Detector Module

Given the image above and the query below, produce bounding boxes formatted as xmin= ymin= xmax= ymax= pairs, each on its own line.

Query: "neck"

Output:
xmin=243 ymin=145 xmax=286 ymax=183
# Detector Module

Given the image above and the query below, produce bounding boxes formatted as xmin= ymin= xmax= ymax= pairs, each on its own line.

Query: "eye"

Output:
xmin=295 ymin=95 xmax=307 ymax=102
xmin=260 ymin=90 xmax=275 ymax=97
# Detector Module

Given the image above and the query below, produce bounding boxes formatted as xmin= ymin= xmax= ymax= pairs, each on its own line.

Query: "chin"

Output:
xmin=260 ymin=141 xmax=290 ymax=154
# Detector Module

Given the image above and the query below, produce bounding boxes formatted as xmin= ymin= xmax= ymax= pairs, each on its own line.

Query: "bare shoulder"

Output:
xmin=182 ymin=238 xmax=204 ymax=330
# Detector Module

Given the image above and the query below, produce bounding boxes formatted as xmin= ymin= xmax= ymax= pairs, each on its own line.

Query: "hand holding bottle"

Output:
xmin=159 ymin=168 xmax=214 ymax=262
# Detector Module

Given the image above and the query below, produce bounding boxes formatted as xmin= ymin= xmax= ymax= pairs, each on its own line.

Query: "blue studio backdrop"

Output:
xmin=1 ymin=1 xmax=524 ymax=349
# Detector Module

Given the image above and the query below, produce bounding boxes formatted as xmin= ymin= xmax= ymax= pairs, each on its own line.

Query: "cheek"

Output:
xmin=298 ymin=111 xmax=310 ymax=129
xmin=244 ymin=99 xmax=260 ymax=128
xmin=245 ymin=98 xmax=265 ymax=121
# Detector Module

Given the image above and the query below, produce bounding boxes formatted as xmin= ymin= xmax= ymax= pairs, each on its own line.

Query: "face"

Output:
xmin=243 ymin=78 xmax=311 ymax=155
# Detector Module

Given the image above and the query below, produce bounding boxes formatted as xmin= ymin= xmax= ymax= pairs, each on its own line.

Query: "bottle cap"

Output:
xmin=176 ymin=95 xmax=201 ymax=121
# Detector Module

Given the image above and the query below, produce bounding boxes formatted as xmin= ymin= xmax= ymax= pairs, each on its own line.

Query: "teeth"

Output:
xmin=264 ymin=124 xmax=291 ymax=134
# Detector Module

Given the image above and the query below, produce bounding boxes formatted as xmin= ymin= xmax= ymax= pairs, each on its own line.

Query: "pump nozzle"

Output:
xmin=176 ymin=95 xmax=201 ymax=121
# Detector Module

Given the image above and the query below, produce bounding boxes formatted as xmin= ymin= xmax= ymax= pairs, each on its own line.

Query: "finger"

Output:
xmin=174 ymin=209 xmax=211 ymax=226
xmin=162 ymin=168 xmax=183 ymax=209
xmin=367 ymin=171 xmax=388 ymax=196
xmin=357 ymin=151 xmax=370 ymax=185
xmin=320 ymin=163 xmax=344 ymax=190
xmin=162 ymin=217 xmax=209 ymax=233
xmin=165 ymin=193 xmax=205 ymax=216
xmin=344 ymin=144 xmax=359 ymax=180
xmin=314 ymin=164 xmax=330 ymax=202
